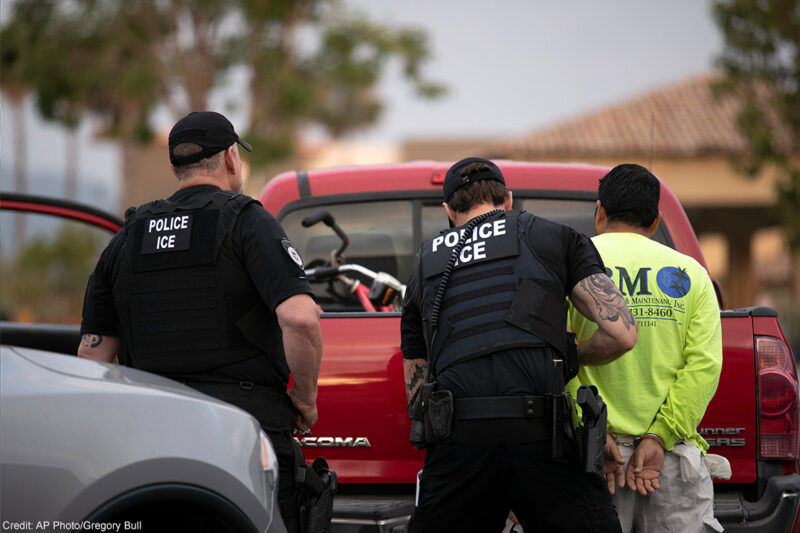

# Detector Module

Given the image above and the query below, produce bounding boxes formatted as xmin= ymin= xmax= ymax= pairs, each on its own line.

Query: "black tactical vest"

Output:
xmin=112 ymin=189 xmax=282 ymax=375
xmin=419 ymin=210 xmax=570 ymax=376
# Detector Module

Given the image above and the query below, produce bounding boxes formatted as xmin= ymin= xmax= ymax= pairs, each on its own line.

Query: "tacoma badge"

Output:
xmin=294 ymin=436 xmax=372 ymax=448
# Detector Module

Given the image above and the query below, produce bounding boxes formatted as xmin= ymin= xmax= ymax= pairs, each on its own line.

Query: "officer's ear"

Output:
xmin=223 ymin=145 xmax=238 ymax=174
xmin=443 ymin=202 xmax=456 ymax=227
xmin=503 ymin=190 xmax=513 ymax=211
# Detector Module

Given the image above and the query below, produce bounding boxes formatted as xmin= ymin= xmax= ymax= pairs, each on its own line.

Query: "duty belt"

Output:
xmin=182 ymin=381 xmax=290 ymax=406
xmin=182 ymin=380 xmax=259 ymax=391
xmin=182 ymin=380 xmax=296 ymax=431
xmin=454 ymin=395 xmax=548 ymax=421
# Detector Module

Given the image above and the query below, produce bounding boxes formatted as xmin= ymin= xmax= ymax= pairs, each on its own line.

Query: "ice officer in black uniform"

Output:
xmin=402 ymin=157 xmax=638 ymax=532
xmin=78 ymin=111 xmax=323 ymax=532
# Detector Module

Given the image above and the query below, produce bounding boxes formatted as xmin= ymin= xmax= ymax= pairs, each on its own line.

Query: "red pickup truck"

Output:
xmin=2 ymin=160 xmax=798 ymax=532
xmin=257 ymin=161 xmax=800 ymax=532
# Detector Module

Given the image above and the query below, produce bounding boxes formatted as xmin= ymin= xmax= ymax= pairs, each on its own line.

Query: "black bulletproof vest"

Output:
xmin=113 ymin=190 xmax=277 ymax=374
xmin=419 ymin=210 xmax=569 ymax=376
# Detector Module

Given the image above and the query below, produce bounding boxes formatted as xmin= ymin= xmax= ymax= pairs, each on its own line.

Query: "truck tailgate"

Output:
xmin=699 ymin=315 xmax=758 ymax=484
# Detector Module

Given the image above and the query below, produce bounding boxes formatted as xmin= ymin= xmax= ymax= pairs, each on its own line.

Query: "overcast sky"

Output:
xmin=0 ymin=1 xmax=723 ymax=197
xmin=348 ymin=0 xmax=723 ymax=142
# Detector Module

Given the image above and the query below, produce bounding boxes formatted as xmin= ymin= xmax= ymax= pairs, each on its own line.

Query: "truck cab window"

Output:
xmin=518 ymin=198 xmax=674 ymax=247
xmin=279 ymin=196 xmax=674 ymax=312
xmin=281 ymin=201 xmax=420 ymax=311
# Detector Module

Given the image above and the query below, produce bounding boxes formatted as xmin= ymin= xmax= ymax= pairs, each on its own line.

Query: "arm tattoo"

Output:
xmin=579 ymin=274 xmax=636 ymax=329
xmin=404 ymin=359 xmax=428 ymax=403
xmin=406 ymin=363 xmax=426 ymax=396
xmin=81 ymin=334 xmax=104 ymax=349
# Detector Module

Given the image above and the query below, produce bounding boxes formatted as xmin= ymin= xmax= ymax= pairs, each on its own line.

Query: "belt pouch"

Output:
xmin=427 ymin=389 xmax=454 ymax=441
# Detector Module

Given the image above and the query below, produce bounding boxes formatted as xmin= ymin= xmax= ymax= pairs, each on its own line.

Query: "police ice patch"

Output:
xmin=281 ymin=239 xmax=304 ymax=268
xmin=141 ymin=213 xmax=193 ymax=254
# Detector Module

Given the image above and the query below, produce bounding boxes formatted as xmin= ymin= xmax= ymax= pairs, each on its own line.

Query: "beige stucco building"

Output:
xmin=474 ymin=73 xmax=796 ymax=318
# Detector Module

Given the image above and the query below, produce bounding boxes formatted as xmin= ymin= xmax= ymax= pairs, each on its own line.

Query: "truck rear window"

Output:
xmin=518 ymin=198 xmax=673 ymax=248
xmin=280 ymin=196 xmax=673 ymax=311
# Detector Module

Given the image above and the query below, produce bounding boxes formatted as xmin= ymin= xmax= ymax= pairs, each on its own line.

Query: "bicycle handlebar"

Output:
xmin=301 ymin=211 xmax=335 ymax=228
xmin=304 ymin=264 xmax=406 ymax=296
xmin=300 ymin=210 xmax=349 ymax=259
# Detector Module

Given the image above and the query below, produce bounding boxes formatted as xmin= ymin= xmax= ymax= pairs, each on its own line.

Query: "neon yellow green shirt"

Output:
xmin=568 ymin=232 xmax=722 ymax=452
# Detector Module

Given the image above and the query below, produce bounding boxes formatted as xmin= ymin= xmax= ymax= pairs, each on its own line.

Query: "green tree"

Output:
xmin=713 ymin=0 xmax=800 ymax=249
xmin=1 ymin=224 xmax=101 ymax=324
xmin=2 ymin=0 xmax=445 ymax=168
xmin=0 ymin=1 xmax=55 ymax=240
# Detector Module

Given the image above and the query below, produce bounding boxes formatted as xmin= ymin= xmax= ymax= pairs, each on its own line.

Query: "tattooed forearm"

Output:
xmin=77 ymin=333 xmax=120 ymax=363
xmin=403 ymin=358 xmax=428 ymax=404
xmin=572 ymin=273 xmax=638 ymax=365
xmin=406 ymin=364 xmax=425 ymax=395
xmin=81 ymin=334 xmax=104 ymax=349
xmin=579 ymin=274 xmax=636 ymax=330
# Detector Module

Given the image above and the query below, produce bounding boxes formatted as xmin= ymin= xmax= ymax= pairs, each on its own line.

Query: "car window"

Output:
xmin=1 ymin=211 xmax=114 ymax=324
xmin=518 ymin=198 xmax=674 ymax=246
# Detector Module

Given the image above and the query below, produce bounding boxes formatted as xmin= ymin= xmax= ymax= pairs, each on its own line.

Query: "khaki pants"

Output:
xmin=613 ymin=440 xmax=724 ymax=533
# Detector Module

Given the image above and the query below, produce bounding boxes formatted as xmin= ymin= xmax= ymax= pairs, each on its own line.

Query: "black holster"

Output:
xmin=294 ymin=444 xmax=338 ymax=533
xmin=575 ymin=384 xmax=607 ymax=477
xmin=409 ymin=381 xmax=454 ymax=448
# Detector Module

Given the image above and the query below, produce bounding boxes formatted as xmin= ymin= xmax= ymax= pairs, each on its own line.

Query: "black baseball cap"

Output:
xmin=442 ymin=157 xmax=506 ymax=202
xmin=168 ymin=111 xmax=253 ymax=166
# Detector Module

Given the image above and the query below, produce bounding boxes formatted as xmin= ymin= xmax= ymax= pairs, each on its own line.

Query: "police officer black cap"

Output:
xmin=442 ymin=157 xmax=506 ymax=202
xmin=168 ymin=111 xmax=253 ymax=166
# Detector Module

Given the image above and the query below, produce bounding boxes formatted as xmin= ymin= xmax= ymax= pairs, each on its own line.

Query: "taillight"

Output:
xmin=431 ymin=169 xmax=446 ymax=185
xmin=757 ymin=336 xmax=799 ymax=459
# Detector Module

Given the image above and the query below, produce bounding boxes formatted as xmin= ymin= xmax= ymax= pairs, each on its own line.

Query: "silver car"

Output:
xmin=0 ymin=345 xmax=287 ymax=532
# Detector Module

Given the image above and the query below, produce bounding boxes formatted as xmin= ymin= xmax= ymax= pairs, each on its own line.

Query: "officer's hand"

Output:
xmin=603 ymin=433 xmax=626 ymax=494
xmin=625 ymin=437 xmax=664 ymax=495
xmin=288 ymin=388 xmax=318 ymax=432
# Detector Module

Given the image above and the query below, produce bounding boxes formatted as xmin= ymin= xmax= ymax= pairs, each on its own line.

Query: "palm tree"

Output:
xmin=2 ymin=0 xmax=444 ymax=207
xmin=1 ymin=23 xmax=32 ymax=250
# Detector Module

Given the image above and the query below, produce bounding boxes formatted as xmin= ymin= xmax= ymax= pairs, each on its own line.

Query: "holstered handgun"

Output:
xmin=294 ymin=443 xmax=338 ymax=533
xmin=576 ymin=384 xmax=607 ymax=477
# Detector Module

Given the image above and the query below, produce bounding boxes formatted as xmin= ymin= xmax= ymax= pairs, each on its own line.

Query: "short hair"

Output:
xmin=171 ymin=142 xmax=225 ymax=180
xmin=597 ymin=164 xmax=660 ymax=228
xmin=446 ymin=162 xmax=509 ymax=213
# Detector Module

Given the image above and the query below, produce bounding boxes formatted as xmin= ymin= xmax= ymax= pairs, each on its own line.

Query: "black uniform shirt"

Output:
xmin=400 ymin=214 xmax=604 ymax=398
xmin=81 ymin=185 xmax=313 ymax=387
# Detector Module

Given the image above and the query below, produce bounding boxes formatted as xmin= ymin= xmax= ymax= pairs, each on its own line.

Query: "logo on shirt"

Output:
xmin=282 ymin=239 xmax=304 ymax=269
xmin=656 ymin=266 xmax=691 ymax=298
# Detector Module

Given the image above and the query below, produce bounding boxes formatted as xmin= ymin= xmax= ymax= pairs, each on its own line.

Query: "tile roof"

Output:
xmin=489 ymin=73 xmax=754 ymax=158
